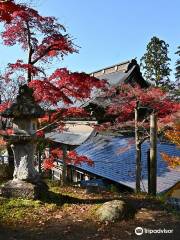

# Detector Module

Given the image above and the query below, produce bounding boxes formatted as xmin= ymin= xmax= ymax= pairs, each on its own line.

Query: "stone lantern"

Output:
xmin=0 ymin=85 xmax=48 ymax=199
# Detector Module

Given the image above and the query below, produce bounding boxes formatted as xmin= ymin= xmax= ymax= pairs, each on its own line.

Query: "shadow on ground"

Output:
xmin=41 ymin=190 xmax=119 ymax=205
xmin=0 ymin=212 xmax=180 ymax=240
xmin=0 ymin=220 xmax=99 ymax=240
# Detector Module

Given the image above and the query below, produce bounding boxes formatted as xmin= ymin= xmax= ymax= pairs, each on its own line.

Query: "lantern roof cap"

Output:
xmin=1 ymin=85 xmax=44 ymax=118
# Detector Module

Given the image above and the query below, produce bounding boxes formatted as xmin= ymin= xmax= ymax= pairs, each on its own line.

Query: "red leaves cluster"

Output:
xmin=29 ymin=69 xmax=106 ymax=105
xmin=67 ymin=151 xmax=93 ymax=166
xmin=61 ymin=107 xmax=89 ymax=118
xmin=105 ymin=84 xmax=180 ymax=129
xmin=51 ymin=148 xmax=63 ymax=159
xmin=43 ymin=157 xmax=54 ymax=170
xmin=1 ymin=2 xmax=40 ymax=47
xmin=36 ymin=130 xmax=45 ymax=138
xmin=0 ymin=128 xmax=14 ymax=136
xmin=1 ymin=0 xmax=75 ymax=60
xmin=0 ymin=101 xmax=12 ymax=113
xmin=0 ymin=0 xmax=23 ymax=23
xmin=42 ymin=147 xmax=93 ymax=170
xmin=38 ymin=107 xmax=88 ymax=127
xmin=33 ymin=34 xmax=76 ymax=63
xmin=9 ymin=60 xmax=40 ymax=77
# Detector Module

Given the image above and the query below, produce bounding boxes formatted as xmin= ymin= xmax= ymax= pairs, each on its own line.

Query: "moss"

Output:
xmin=44 ymin=203 xmax=57 ymax=211
xmin=50 ymin=186 xmax=61 ymax=194
xmin=0 ymin=197 xmax=43 ymax=224
xmin=7 ymin=198 xmax=41 ymax=208
xmin=46 ymin=180 xmax=61 ymax=188
xmin=62 ymin=203 xmax=70 ymax=209
xmin=87 ymin=204 xmax=102 ymax=220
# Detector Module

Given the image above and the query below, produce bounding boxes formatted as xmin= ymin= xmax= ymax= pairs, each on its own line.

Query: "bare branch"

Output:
xmin=31 ymin=44 xmax=59 ymax=65
xmin=26 ymin=20 xmax=34 ymax=82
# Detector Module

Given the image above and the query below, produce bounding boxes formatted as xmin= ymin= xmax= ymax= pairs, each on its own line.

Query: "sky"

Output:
xmin=0 ymin=0 xmax=180 ymax=80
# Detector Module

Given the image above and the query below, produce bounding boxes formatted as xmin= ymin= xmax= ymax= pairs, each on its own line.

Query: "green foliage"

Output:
xmin=175 ymin=46 xmax=180 ymax=80
xmin=140 ymin=36 xmax=171 ymax=87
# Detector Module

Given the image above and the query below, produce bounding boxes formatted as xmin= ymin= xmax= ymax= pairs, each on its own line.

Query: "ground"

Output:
xmin=0 ymin=181 xmax=179 ymax=240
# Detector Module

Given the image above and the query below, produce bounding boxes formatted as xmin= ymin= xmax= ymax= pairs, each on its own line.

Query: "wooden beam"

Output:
xmin=149 ymin=112 xmax=157 ymax=196
xmin=135 ymin=101 xmax=141 ymax=193
xmin=62 ymin=144 xmax=67 ymax=185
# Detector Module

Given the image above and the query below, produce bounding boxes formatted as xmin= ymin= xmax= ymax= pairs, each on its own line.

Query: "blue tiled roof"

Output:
xmin=76 ymin=134 xmax=180 ymax=193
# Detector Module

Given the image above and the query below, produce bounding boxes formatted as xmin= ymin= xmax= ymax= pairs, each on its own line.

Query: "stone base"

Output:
xmin=0 ymin=179 xmax=48 ymax=199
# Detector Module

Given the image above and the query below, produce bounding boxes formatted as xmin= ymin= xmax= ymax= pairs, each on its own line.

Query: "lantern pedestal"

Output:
xmin=0 ymin=179 xmax=48 ymax=199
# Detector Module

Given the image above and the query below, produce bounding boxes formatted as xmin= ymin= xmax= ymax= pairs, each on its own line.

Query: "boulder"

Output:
xmin=96 ymin=200 xmax=135 ymax=222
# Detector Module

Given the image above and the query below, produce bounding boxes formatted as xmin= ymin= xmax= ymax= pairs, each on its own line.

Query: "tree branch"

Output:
xmin=31 ymin=44 xmax=62 ymax=65
xmin=26 ymin=20 xmax=34 ymax=82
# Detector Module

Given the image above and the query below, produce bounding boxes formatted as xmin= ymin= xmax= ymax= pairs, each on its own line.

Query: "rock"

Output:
xmin=96 ymin=200 xmax=135 ymax=222
xmin=0 ymin=179 xmax=48 ymax=199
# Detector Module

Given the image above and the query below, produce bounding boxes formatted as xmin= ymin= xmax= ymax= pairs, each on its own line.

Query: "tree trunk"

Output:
xmin=135 ymin=102 xmax=141 ymax=193
xmin=38 ymin=151 xmax=42 ymax=174
xmin=149 ymin=112 xmax=157 ymax=196
xmin=62 ymin=144 xmax=67 ymax=185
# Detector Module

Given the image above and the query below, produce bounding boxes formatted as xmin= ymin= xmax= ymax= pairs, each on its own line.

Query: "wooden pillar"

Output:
xmin=135 ymin=101 xmax=141 ymax=193
xmin=62 ymin=144 xmax=67 ymax=185
xmin=147 ymin=149 xmax=151 ymax=193
xmin=38 ymin=151 xmax=42 ymax=174
xmin=7 ymin=145 xmax=14 ymax=169
xmin=149 ymin=112 xmax=157 ymax=196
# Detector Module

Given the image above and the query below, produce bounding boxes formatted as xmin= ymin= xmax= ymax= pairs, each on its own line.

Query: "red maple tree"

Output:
xmin=96 ymin=83 xmax=180 ymax=175
xmin=92 ymin=83 xmax=180 ymax=193
xmin=0 ymin=0 xmax=106 ymax=167
xmin=97 ymin=84 xmax=180 ymax=131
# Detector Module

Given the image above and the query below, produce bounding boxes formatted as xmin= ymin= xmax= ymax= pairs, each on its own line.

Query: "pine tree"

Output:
xmin=175 ymin=46 xmax=180 ymax=81
xmin=140 ymin=36 xmax=171 ymax=87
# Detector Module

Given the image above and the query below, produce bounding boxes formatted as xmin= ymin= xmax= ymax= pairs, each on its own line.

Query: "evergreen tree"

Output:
xmin=140 ymin=36 xmax=171 ymax=87
xmin=175 ymin=46 xmax=180 ymax=82
xmin=171 ymin=46 xmax=180 ymax=101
